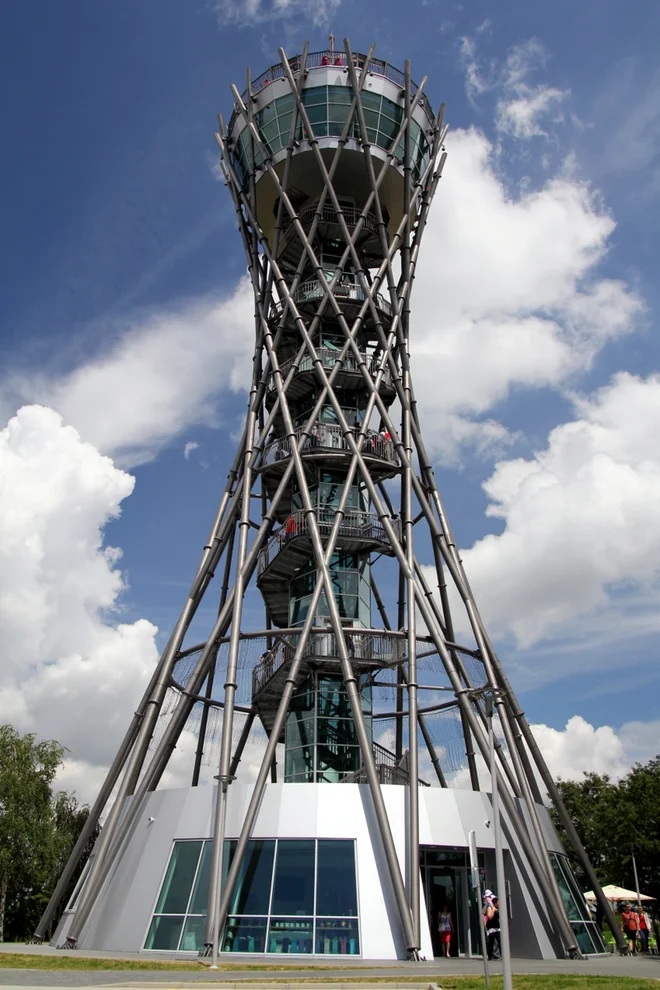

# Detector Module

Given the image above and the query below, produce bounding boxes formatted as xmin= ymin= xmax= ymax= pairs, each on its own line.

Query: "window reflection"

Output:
xmin=230 ymin=85 xmax=430 ymax=187
xmin=146 ymin=838 xmax=360 ymax=955
xmin=283 ymin=673 xmax=372 ymax=781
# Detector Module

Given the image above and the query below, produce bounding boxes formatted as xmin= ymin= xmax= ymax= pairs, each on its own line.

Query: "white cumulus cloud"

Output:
xmin=458 ymin=372 xmax=660 ymax=648
xmin=530 ymin=715 xmax=660 ymax=782
xmin=0 ymin=405 xmax=159 ymax=801
xmin=3 ymin=281 xmax=254 ymax=468
xmin=411 ymin=128 xmax=641 ymax=461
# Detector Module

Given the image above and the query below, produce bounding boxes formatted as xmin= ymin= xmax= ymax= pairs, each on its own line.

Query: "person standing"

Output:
xmin=621 ymin=903 xmax=639 ymax=954
xmin=483 ymin=890 xmax=501 ymax=960
xmin=284 ymin=513 xmax=297 ymax=542
xmin=437 ymin=904 xmax=454 ymax=958
xmin=638 ymin=906 xmax=649 ymax=954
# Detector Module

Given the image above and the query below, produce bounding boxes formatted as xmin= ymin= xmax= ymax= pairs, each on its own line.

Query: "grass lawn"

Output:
xmin=0 ymin=957 xmax=658 ymax=989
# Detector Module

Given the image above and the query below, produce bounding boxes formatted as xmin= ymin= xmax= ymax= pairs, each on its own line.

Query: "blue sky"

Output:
xmin=1 ymin=0 xmax=659 ymax=795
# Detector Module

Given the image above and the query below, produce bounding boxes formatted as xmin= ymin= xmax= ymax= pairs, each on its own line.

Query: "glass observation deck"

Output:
xmin=226 ymin=48 xmax=437 ymax=244
xmin=230 ymin=83 xmax=432 ymax=187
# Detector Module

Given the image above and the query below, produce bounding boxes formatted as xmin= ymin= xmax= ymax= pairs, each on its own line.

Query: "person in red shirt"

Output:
xmin=638 ymin=906 xmax=649 ymax=954
xmin=285 ymin=514 xmax=297 ymax=542
xmin=621 ymin=904 xmax=639 ymax=953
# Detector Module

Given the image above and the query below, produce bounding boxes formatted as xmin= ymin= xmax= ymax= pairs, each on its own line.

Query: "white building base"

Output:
xmin=54 ymin=782 xmax=570 ymax=959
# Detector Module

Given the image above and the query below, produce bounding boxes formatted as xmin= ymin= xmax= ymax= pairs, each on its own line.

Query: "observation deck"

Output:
xmin=258 ymin=424 xmax=398 ymax=523
xmin=265 ymin=346 xmax=396 ymax=404
xmin=278 ymin=199 xmax=383 ymax=270
xmin=251 ymin=628 xmax=407 ymax=739
xmin=226 ymin=48 xmax=436 ymax=245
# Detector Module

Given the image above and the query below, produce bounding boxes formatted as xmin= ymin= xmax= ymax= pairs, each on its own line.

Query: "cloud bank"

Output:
xmin=3 ymin=281 xmax=254 ymax=468
xmin=460 ymin=372 xmax=660 ymax=647
xmin=0 ymin=406 xmax=159 ymax=798
xmin=411 ymin=127 xmax=641 ymax=461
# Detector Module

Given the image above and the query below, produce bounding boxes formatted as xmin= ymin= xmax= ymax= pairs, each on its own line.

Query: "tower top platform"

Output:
xmin=229 ymin=48 xmax=435 ymax=129
xmin=225 ymin=47 xmax=439 ymax=244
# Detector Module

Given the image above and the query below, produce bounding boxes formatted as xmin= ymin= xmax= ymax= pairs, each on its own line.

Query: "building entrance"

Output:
xmin=420 ymin=848 xmax=485 ymax=958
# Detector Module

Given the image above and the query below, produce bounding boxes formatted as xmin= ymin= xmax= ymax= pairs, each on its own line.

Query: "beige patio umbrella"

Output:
xmin=583 ymin=884 xmax=656 ymax=902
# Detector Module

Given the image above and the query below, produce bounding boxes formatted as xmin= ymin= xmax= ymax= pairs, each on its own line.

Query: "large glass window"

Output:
xmin=550 ymin=854 xmax=606 ymax=954
xmin=146 ymin=838 xmax=359 ymax=955
xmin=271 ymin=840 xmax=315 ymax=915
xmin=231 ymin=85 xmax=430 ymax=187
xmin=226 ymin=840 xmax=276 ymax=915
xmin=317 ymin=840 xmax=358 ymax=916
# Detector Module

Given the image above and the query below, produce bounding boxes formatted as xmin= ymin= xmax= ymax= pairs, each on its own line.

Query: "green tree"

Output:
xmin=0 ymin=726 xmax=97 ymax=942
xmin=552 ymin=756 xmax=660 ymax=904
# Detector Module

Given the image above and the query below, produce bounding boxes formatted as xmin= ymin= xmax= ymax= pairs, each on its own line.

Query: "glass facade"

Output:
xmin=550 ymin=854 xmax=606 ymax=954
xmin=293 ymin=390 xmax=367 ymax=429
xmin=145 ymin=838 xmax=359 ymax=955
xmin=289 ymin=553 xmax=371 ymax=628
xmin=231 ymin=85 xmax=430 ymax=184
xmin=284 ymin=673 xmax=372 ymax=782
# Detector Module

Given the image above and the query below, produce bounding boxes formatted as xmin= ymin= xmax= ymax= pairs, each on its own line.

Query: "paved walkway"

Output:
xmin=0 ymin=943 xmax=658 ymax=986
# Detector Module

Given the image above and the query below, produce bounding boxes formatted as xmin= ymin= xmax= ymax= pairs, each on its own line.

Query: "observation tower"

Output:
xmin=40 ymin=40 xmax=623 ymax=961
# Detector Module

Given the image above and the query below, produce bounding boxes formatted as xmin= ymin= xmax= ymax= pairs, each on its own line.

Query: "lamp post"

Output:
xmin=486 ymin=693 xmax=513 ymax=990
xmin=468 ymin=829 xmax=490 ymax=988
xmin=631 ymin=844 xmax=642 ymax=911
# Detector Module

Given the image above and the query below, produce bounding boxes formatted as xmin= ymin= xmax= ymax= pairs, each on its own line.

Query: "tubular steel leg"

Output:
xmin=229 ymin=710 xmax=256 ymax=779
xmin=206 ymin=81 xmax=265 ymax=951
xmin=32 ymin=711 xmax=140 ymax=941
xmin=488 ymin=699 xmax=513 ymax=990
xmin=193 ymin=523 xmax=237 ymax=787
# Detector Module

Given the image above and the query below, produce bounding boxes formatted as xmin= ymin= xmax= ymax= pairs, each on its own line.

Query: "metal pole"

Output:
xmin=193 ymin=523 xmax=237 ymax=787
xmin=229 ymin=710 xmax=256 ymax=778
xmin=401 ymin=57 xmax=420 ymax=948
xmin=469 ymin=830 xmax=490 ymax=987
xmin=632 ymin=846 xmax=642 ymax=910
xmin=487 ymin=695 xmax=513 ymax=990
xmin=209 ymin=776 xmax=230 ymax=969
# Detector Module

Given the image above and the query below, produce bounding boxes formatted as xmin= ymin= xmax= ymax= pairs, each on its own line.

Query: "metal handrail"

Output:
xmin=282 ymin=201 xmax=379 ymax=239
xmin=266 ymin=347 xmax=392 ymax=392
xmin=238 ymin=51 xmax=435 ymax=129
xmin=251 ymin=631 xmax=407 ymax=697
xmin=258 ymin=506 xmax=398 ymax=576
xmin=262 ymin=422 xmax=395 ymax=467
xmin=340 ymin=741 xmax=417 ymax=786
xmin=293 ymin=272 xmax=392 ymax=316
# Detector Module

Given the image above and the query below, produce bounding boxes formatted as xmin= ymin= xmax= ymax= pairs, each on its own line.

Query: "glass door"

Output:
xmin=421 ymin=849 xmax=486 ymax=959
xmin=425 ymin=866 xmax=459 ymax=957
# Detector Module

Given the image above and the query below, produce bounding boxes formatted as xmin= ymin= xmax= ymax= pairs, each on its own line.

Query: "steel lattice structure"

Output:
xmin=35 ymin=39 xmax=626 ymax=961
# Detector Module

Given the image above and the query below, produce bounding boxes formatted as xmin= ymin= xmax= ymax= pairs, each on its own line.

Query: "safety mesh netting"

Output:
xmin=143 ymin=633 xmax=506 ymax=787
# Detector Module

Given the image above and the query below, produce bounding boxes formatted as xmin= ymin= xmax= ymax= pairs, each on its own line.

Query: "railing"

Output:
xmin=293 ymin=272 xmax=392 ymax=316
xmin=261 ymin=422 xmax=396 ymax=467
xmin=239 ymin=51 xmax=435 ymax=129
xmin=267 ymin=347 xmax=393 ymax=393
xmin=340 ymin=741 xmax=422 ymax=786
xmin=258 ymin=506 xmax=397 ymax=576
xmin=282 ymin=201 xmax=379 ymax=240
xmin=251 ymin=632 xmax=405 ymax=697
